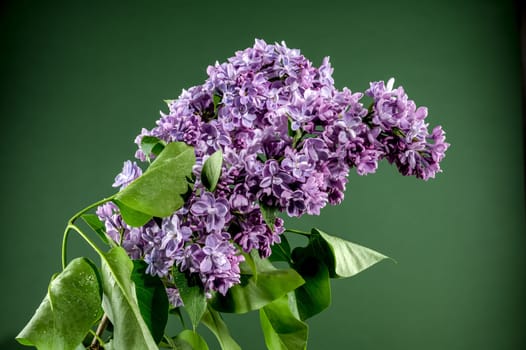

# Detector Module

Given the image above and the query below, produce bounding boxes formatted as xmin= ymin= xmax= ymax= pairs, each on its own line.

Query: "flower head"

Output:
xmin=96 ymin=40 xmax=448 ymax=298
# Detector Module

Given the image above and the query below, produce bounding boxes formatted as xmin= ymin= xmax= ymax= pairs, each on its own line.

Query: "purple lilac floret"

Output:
xmin=97 ymin=39 xmax=449 ymax=306
xmin=112 ymin=160 xmax=142 ymax=189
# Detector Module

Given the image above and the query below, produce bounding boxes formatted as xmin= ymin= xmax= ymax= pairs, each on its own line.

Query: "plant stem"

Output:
xmin=69 ymin=196 xmax=116 ymax=225
xmin=67 ymin=224 xmax=106 ymax=257
xmin=61 ymin=228 xmax=71 ymax=270
xmin=276 ymin=243 xmax=293 ymax=264
xmin=284 ymin=228 xmax=310 ymax=236
xmin=62 ymin=196 xmax=115 ymax=269
xmin=90 ymin=314 xmax=109 ymax=349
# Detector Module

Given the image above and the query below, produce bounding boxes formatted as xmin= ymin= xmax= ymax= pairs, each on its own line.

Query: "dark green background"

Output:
xmin=1 ymin=0 xmax=525 ymax=349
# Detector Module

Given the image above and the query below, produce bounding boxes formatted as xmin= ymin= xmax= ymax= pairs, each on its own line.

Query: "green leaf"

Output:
xmin=269 ymin=234 xmax=291 ymax=262
xmin=201 ymin=149 xmax=223 ymax=192
xmin=249 ymin=249 xmax=276 ymax=273
xmin=287 ymin=292 xmax=301 ymax=320
xmin=213 ymin=93 xmax=222 ymax=115
xmin=102 ymin=340 xmax=114 ymax=350
xmin=131 ymin=260 xmax=169 ymax=344
xmin=260 ymin=294 xmax=308 ymax=350
xmin=141 ymin=136 xmax=166 ymax=158
xmin=287 ymin=117 xmax=294 ymax=138
xmin=291 ymin=251 xmax=331 ymax=320
xmin=113 ymin=199 xmax=152 ymax=227
xmin=201 ymin=307 xmax=241 ymax=350
xmin=239 ymin=250 xmax=257 ymax=276
xmin=210 ymin=256 xmax=304 ymax=314
xmin=174 ymin=330 xmax=209 ymax=350
xmin=287 ymin=116 xmax=303 ymax=148
xmin=81 ymin=214 xmax=109 ymax=245
xmin=311 ymin=228 xmax=390 ymax=278
xmin=257 ymin=153 xmax=267 ymax=162
xmin=115 ymin=142 xmax=195 ymax=226
xmin=100 ymin=247 xmax=158 ymax=349
xmin=173 ymin=269 xmax=207 ymax=330
xmin=17 ymin=258 xmax=102 ymax=350
xmin=259 ymin=202 xmax=277 ymax=231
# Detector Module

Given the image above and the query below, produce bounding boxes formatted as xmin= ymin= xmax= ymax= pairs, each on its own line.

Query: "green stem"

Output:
xmin=276 ymin=243 xmax=293 ymax=264
xmin=62 ymin=196 xmax=115 ymax=269
xmin=284 ymin=228 xmax=310 ymax=237
xmin=90 ymin=314 xmax=109 ymax=348
xmin=67 ymin=224 xmax=106 ymax=258
xmin=162 ymin=334 xmax=177 ymax=349
xmin=61 ymin=228 xmax=71 ymax=270
xmin=69 ymin=196 xmax=116 ymax=224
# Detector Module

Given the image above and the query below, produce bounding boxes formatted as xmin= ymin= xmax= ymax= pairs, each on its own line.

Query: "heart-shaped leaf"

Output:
xmin=17 ymin=258 xmax=102 ymax=350
xmin=115 ymin=142 xmax=195 ymax=226
xmin=113 ymin=199 xmax=152 ymax=227
xmin=269 ymin=234 xmax=291 ymax=263
xmin=311 ymin=228 xmax=390 ymax=278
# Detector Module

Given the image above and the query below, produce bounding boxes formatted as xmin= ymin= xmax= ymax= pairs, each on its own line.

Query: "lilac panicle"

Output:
xmin=96 ymin=40 xmax=448 ymax=297
xmin=366 ymin=78 xmax=450 ymax=180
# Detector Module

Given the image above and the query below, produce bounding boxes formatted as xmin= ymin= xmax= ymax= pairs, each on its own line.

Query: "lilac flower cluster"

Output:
xmin=365 ymin=78 xmax=448 ymax=179
xmin=97 ymin=40 xmax=449 ymax=306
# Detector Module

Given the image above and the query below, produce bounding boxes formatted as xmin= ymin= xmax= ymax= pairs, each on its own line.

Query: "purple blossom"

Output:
xmin=285 ymin=190 xmax=307 ymax=217
xmin=142 ymin=225 xmax=175 ymax=277
xmin=112 ymin=160 xmax=142 ymax=190
xmin=166 ymin=287 xmax=183 ymax=308
xmin=198 ymin=122 xmax=230 ymax=154
xmin=281 ymin=149 xmax=313 ymax=180
xmin=287 ymin=89 xmax=319 ymax=131
xmin=258 ymin=160 xmax=293 ymax=201
xmin=229 ymin=191 xmax=254 ymax=214
xmin=96 ymin=202 xmax=144 ymax=258
xmin=199 ymin=234 xmax=232 ymax=273
xmin=301 ymin=174 xmax=328 ymax=215
xmin=355 ymin=149 xmax=382 ymax=176
xmin=366 ymin=78 xmax=450 ymax=180
xmin=144 ymin=248 xmax=172 ymax=277
xmin=141 ymin=224 xmax=164 ymax=254
xmin=180 ymin=234 xmax=243 ymax=296
xmin=190 ymin=192 xmax=230 ymax=233
xmin=302 ymin=138 xmax=330 ymax=163
xmin=161 ymin=214 xmax=192 ymax=258
xmin=121 ymin=228 xmax=144 ymax=260
xmin=97 ymin=40 xmax=448 ymax=297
